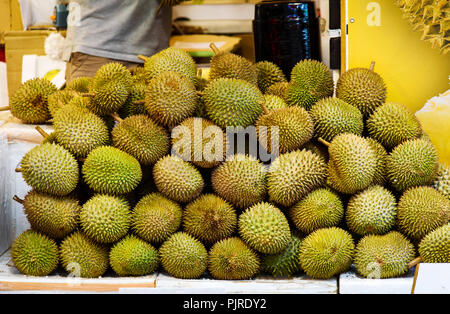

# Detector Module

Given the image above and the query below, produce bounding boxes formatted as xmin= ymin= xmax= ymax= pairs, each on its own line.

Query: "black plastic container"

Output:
xmin=253 ymin=1 xmax=321 ymax=79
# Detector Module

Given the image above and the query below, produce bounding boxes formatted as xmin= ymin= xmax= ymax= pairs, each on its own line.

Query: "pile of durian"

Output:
xmin=4 ymin=45 xmax=449 ymax=281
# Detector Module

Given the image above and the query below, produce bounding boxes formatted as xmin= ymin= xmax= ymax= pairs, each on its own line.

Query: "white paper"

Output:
xmin=21 ymin=55 xmax=66 ymax=89
xmin=413 ymin=263 xmax=450 ymax=294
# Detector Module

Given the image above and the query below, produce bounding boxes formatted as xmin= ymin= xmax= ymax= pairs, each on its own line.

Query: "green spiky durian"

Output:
xmin=118 ymin=82 xmax=147 ymax=119
xmin=397 ymin=186 xmax=449 ymax=241
xmin=327 ymin=134 xmax=377 ymax=194
xmin=67 ymin=95 xmax=91 ymax=110
xmin=20 ymin=143 xmax=79 ymax=196
xmin=53 ymin=104 xmax=110 ymax=158
xmin=265 ymin=81 xmax=289 ymax=100
xmin=145 ymin=71 xmax=198 ymax=128
xmin=142 ymin=47 xmax=197 ymax=85
xmin=82 ymin=146 xmax=142 ymax=195
xmin=203 ymin=78 xmax=263 ymax=129
xmin=285 ymin=60 xmax=334 ymax=110
xmin=354 ymin=231 xmax=416 ymax=279
xmin=21 ymin=190 xmax=80 ymax=239
xmin=80 ymin=194 xmax=131 ymax=243
xmin=366 ymin=138 xmax=388 ymax=186
xmin=183 ymin=194 xmax=237 ymax=244
xmin=256 ymin=106 xmax=314 ymax=154
xmin=153 ymin=155 xmax=204 ymax=203
xmin=299 ymin=227 xmax=354 ymax=279
xmin=309 ymin=97 xmax=363 ymax=142
xmin=261 ymin=233 xmax=303 ymax=277
xmin=87 ymin=62 xmax=132 ymax=115
xmin=109 ymin=235 xmax=159 ymax=276
xmin=238 ymin=202 xmax=291 ymax=254
xmin=131 ymin=192 xmax=182 ymax=244
xmin=65 ymin=77 xmax=93 ymax=93
xmin=208 ymin=237 xmax=260 ymax=280
xmin=60 ymin=231 xmax=109 ymax=278
xmin=346 ymin=185 xmax=397 ymax=236
xmin=255 ymin=61 xmax=287 ymax=93
xmin=267 ymin=149 xmax=328 ymax=207
xmin=209 ymin=50 xmax=258 ymax=85
xmin=171 ymin=117 xmax=225 ymax=168
xmin=211 ymin=154 xmax=267 ymax=209
xmin=336 ymin=65 xmax=387 ymax=117
xmin=386 ymin=138 xmax=438 ymax=191
xmin=159 ymin=232 xmax=208 ymax=279
xmin=433 ymin=163 xmax=450 ymax=200
xmin=290 ymin=188 xmax=344 ymax=234
xmin=47 ymin=89 xmax=79 ymax=118
xmin=9 ymin=78 xmax=57 ymax=123
xmin=11 ymin=230 xmax=59 ymax=276
xmin=112 ymin=114 xmax=170 ymax=165
xmin=367 ymin=102 xmax=422 ymax=149
xmin=262 ymin=94 xmax=288 ymax=111
xmin=418 ymin=223 xmax=449 ymax=263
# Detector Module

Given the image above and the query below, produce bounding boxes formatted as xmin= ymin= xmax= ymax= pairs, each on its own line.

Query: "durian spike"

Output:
xmin=155 ymin=2 xmax=164 ymax=17
xmin=317 ymin=137 xmax=330 ymax=147
xmin=259 ymin=101 xmax=269 ymax=115
xmin=111 ymin=112 xmax=123 ymax=123
xmin=133 ymin=100 xmax=146 ymax=105
xmin=408 ymin=256 xmax=423 ymax=269
xmin=137 ymin=54 xmax=149 ymax=62
xmin=370 ymin=61 xmax=376 ymax=71
xmin=12 ymin=195 xmax=24 ymax=204
xmin=81 ymin=92 xmax=95 ymax=97
xmin=0 ymin=106 xmax=11 ymax=111
xmin=196 ymin=91 xmax=204 ymax=97
xmin=35 ymin=126 xmax=49 ymax=139
xmin=210 ymin=43 xmax=221 ymax=55
xmin=15 ymin=168 xmax=22 ymax=173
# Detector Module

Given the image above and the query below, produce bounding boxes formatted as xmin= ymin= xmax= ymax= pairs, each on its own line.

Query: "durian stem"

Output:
xmin=155 ymin=2 xmax=164 ymax=17
xmin=81 ymin=92 xmax=95 ymax=98
xmin=408 ymin=257 xmax=423 ymax=269
xmin=134 ymin=100 xmax=146 ymax=106
xmin=111 ymin=112 xmax=123 ymax=123
xmin=15 ymin=168 xmax=22 ymax=173
xmin=197 ymin=68 xmax=203 ymax=77
xmin=35 ymin=126 xmax=49 ymax=139
xmin=317 ymin=137 xmax=330 ymax=147
xmin=210 ymin=43 xmax=221 ymax=55
xmin=259 ymin=101 xmax=269 ymax=115
xmin=370 ymin=61 xmax=375 ymax=71
xmin=137 ymin=54 xmax=148 ymax=62
xmin=12 ymin=195 xmax=24 ymax=204
xmin=0 ymin=106 xmax=10 ymax=111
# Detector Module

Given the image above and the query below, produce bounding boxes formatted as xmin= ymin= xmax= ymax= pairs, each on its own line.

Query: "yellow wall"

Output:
xmin=345 ymin=0 xmax=450 ymax=113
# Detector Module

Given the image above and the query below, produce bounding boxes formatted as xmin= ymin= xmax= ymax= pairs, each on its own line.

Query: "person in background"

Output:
xmin=64 ymin=0 xmax=172 ymax=81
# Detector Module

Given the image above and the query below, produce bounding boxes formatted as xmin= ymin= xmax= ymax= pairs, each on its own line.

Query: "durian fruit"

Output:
xmin=354 ymin=231 xmax=415 ymax=279
xmin=397 ymin=186 xmax=449 ymax=241
xmin=261 ymin=233 xmax=303 ymax=277
xmin=386 ymin=138 xmax=438 ymax=191
xmin=171 ymin=117 xmax=225 ymax=168
xmin=17 ymin=190 xmax=80 ymax=239
xmin=140 ymin=47 xmax=197 ymax=85
xmin=208 ymin=237 xmax=260 ymax=280
xmin=65 ymin=76 xmax=93 ymax=93
xmin=19 ymin=143 xmax=79 ymax=196
xmin=346 ymin=185 xmax=397 ymax=236
xmin=183 ymin=194 xmax=237 ymax=244
xmin=367 ymin=102 xmax=422 ymax=149
xmin=418 ymin=223 xmax=449 ymax=263
xmin=47 ymin=89 xmax=79 ymax=118
xmin=145 ymin=71 xmax=198 ymax=128
xmin=290 ymin=188 xmax=344 ymax=234
xmin=336 ymin=63 xmax=387 ymax=117
xmin=109 ymin=235 xmax=159 ymax=276
xmin=366 ymin=138 xmax=388 ymax=186
xmin=238 ymin=202 xmax=291 ymax=254
xmin=209 ymin=44 xmax=258 ymax=85
xmin=80 ymin=194 xmax=131 ymax=243
xmin=112 ymin=114 xmax=170 ymax=165
xmin=131 ymin=193 xmax=182 ymax=244
xmin=212 ymin=154 xmax=267 ymax=209
xmin=53 ymin=104 xmax=110 ymax=158
xmin=255 ymin=61 xmax=287 ymax=93
xmin=326 ymin=134 xmax=377 ymax=194
xmin=118 ymin=82 xmax=147 ymax=119
xmin=129 ymin=66 xmax=147 ymax=83
xmin=203 ymin=78 xmax=263 ymax=129
xmin=267 ymin=149 xmax=328 ymax=207
xmin=159 ymin=232 xmax=208 ymax=279
xmin=265 ymin=81 xmax=289 ymax=101
xmin=82 ymin=146 xmax=142 ymax=195
xmin=433 ymin=163 xmax=450 ymax=200
xmin=309 ymin=97 xmax=364 ymax=142
xmin=303 ymin=140 xmax=329 ymax=162
xmin=60 ymin=231 xmax=109 ymax=278
xmin=285 ymin=60 xmax=334 ymax=110
xmin=11 ymin=230 xmax=59 ymax=276
xmin=298 ymin=227 xmax=354 ymax=279
xmin=256 ymin=106 xmax=314 ymax=154
xmin=262 ymin=94 xmax=288 ymax=111
xmin=8 ymin=78 xmax=57 ymax=123
xmin=153 ymin=155 xmax=204 ymax=203
xmin=86 ymin=62 xmax=132 ymax=115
